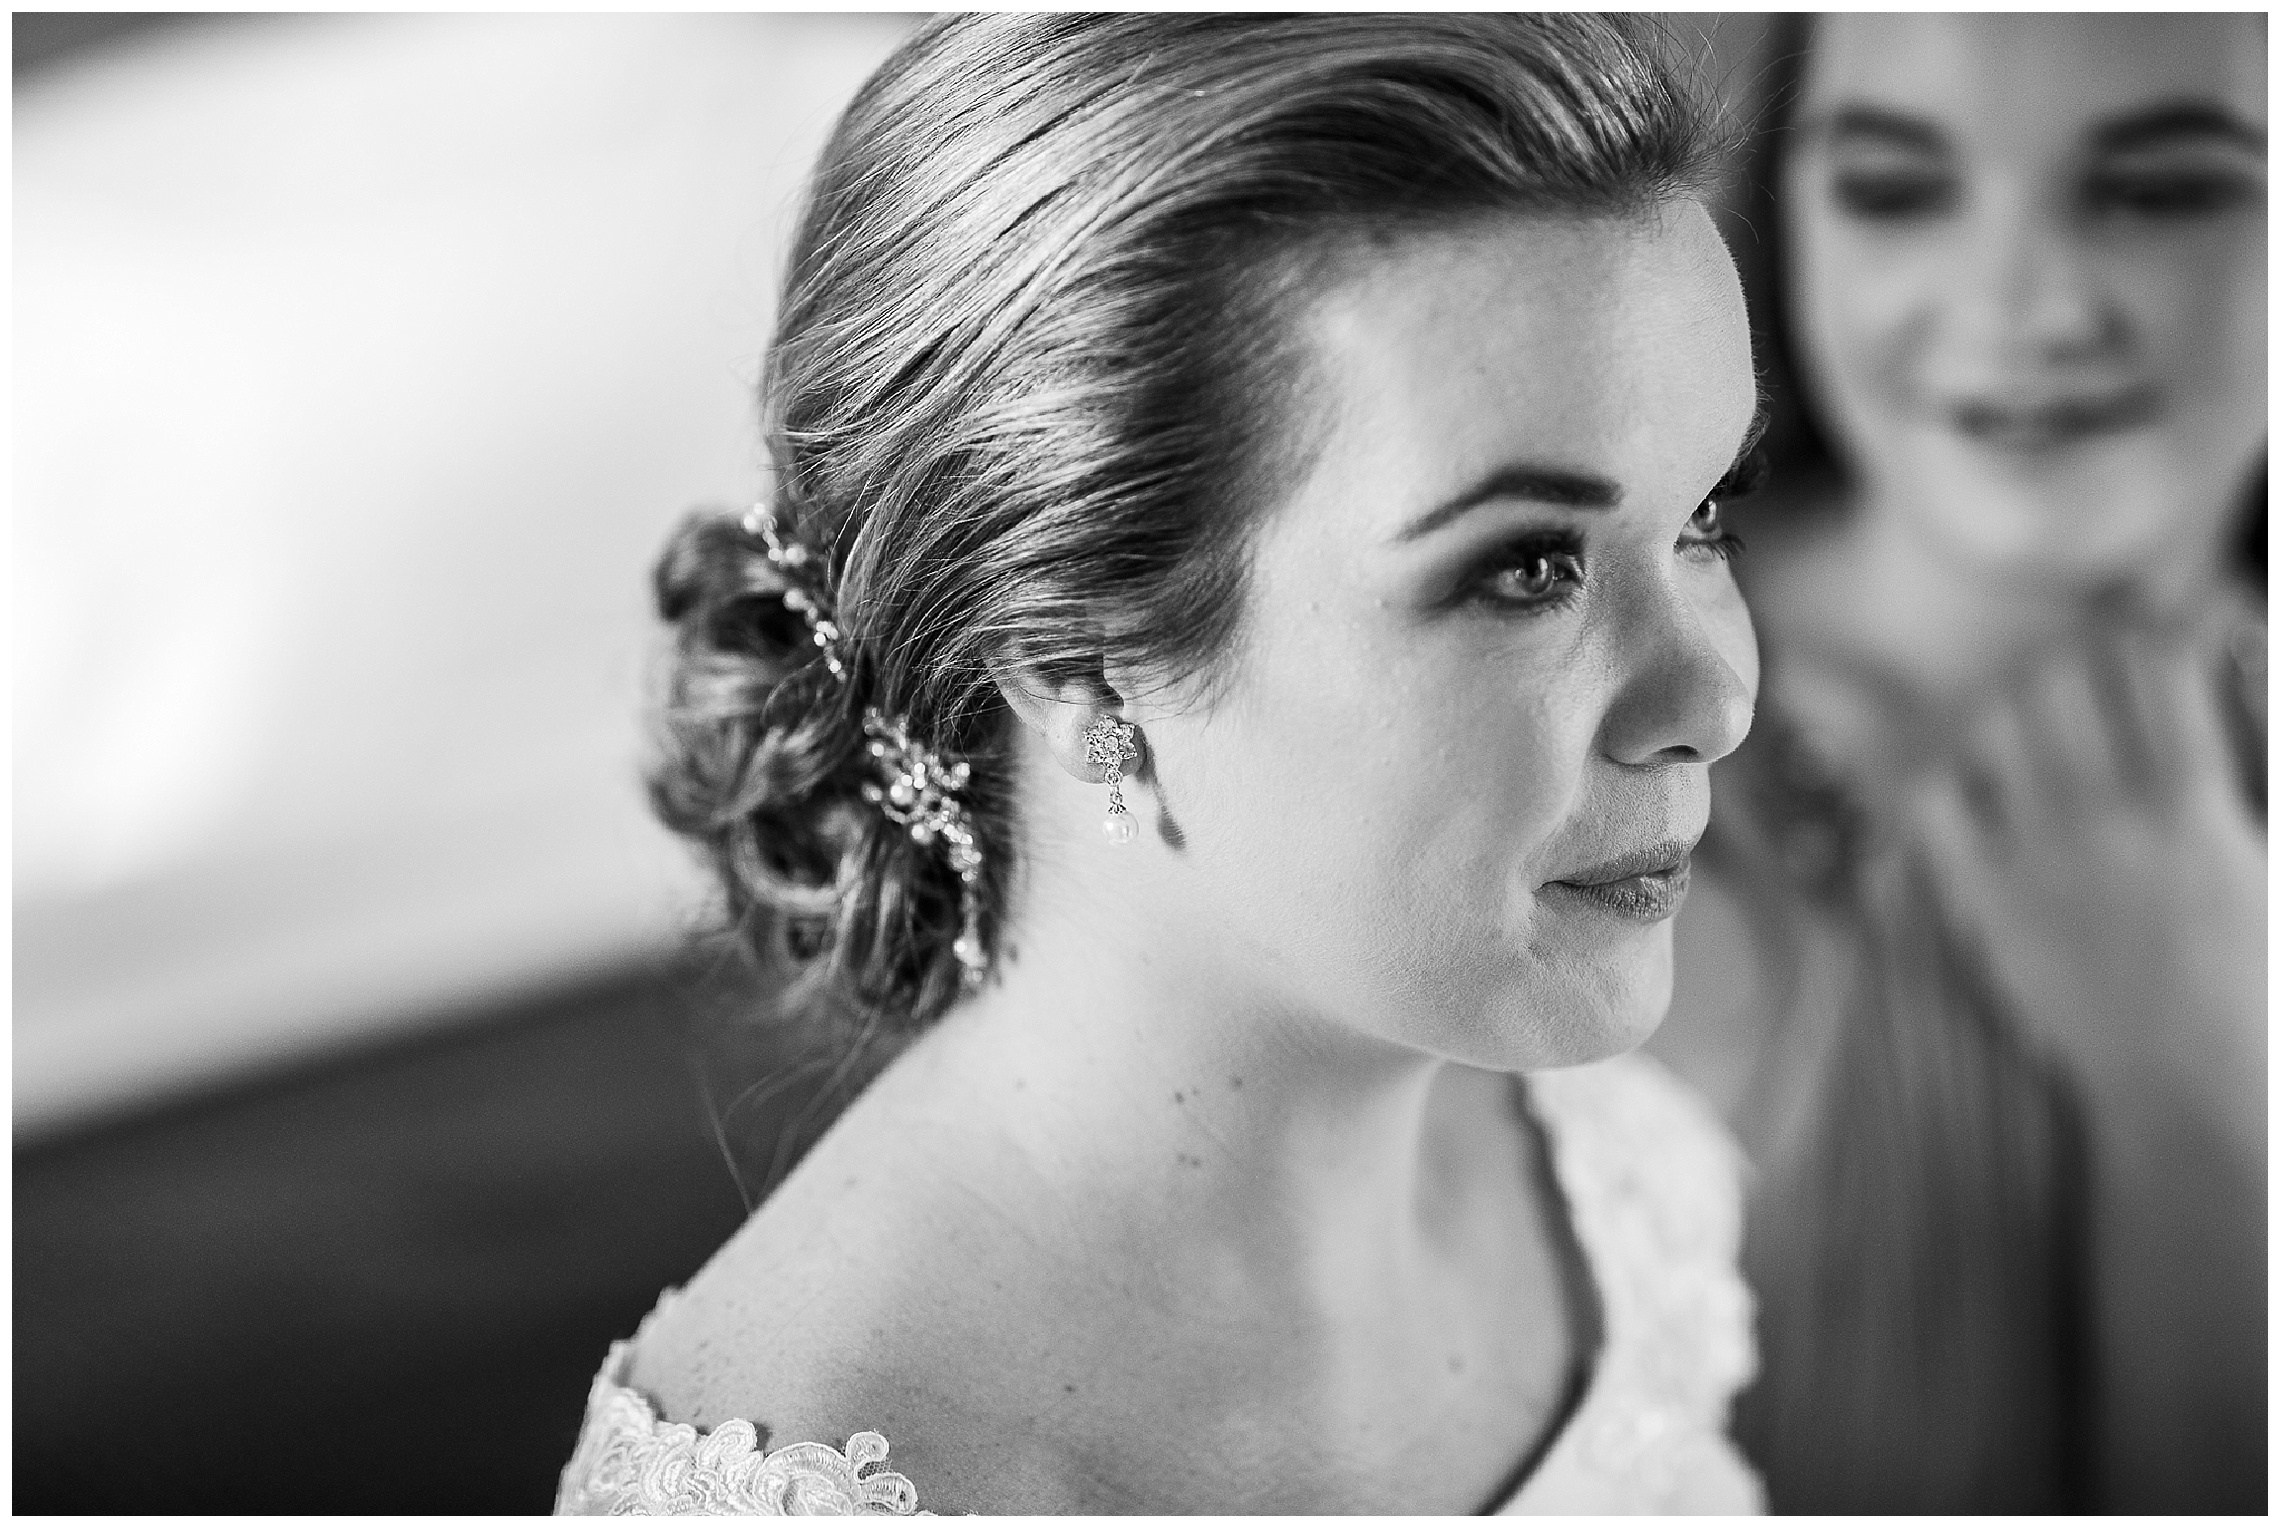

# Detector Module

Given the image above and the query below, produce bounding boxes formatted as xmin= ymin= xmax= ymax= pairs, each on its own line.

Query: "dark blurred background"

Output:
xmin=17 ymin=958 xmax=755 ymax=1512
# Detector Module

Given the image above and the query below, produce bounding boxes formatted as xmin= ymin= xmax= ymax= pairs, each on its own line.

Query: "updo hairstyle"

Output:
xmin=650 ymin=14 xmax=1729 ymax=1043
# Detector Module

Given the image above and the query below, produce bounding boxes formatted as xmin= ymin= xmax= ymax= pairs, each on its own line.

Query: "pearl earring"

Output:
xmin=1082 ymin=717 xmax=1140 ymax=845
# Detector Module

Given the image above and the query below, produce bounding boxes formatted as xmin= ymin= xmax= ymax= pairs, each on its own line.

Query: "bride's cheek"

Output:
xmin=1698 ymin=577 xmax=1761 ymax=710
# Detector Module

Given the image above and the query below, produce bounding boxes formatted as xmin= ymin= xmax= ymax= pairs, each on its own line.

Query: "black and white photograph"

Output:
xmin=15 ymin=10 xmax=2267 ymax=1515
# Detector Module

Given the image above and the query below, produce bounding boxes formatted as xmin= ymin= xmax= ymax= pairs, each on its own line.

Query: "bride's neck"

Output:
xmin=883 ymin=876 xmax=1493 ymax=1304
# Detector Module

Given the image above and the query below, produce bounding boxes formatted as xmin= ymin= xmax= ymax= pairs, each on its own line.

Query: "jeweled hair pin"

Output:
xmin=741 ymin=500 xmax=988 ymax=990
xmin=860 ymin=710 xmax=988 ymax=989
xmin=745 ymin=501 xmax=846 ymax=680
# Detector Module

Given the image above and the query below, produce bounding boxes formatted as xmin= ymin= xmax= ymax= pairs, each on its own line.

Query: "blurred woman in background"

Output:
xmin=1655 ymin=12 xmax=2266 ymax=1512
xmin=560 ymin=14 xmax=1770 ymax=1514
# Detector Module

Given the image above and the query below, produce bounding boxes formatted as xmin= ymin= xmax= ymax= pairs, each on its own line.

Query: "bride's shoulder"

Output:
xmin=577 ymin=1102 xmax=1078 ymax=1514
xmin=557 ymin=1287 xmax=933 ymax=1515
xmin=623 ymin=1188 xmax=887 ymax=1446
xmin=633 ymin=1129 xmax=932 ymax=1396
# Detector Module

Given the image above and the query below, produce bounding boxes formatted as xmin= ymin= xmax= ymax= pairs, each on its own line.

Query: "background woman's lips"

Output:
xmin=1947 ymin=387 xmax=2162 ymax=451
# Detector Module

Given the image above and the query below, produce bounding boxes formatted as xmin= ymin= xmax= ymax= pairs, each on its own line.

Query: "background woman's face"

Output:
xmin=1139 ymin=208 xmax=1759 ymax=1072
xmin=1786 ymin=13 xmax=2267 ymax=588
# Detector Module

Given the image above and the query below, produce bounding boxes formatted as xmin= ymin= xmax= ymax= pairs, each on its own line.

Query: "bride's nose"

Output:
xmin=1597 ymin=580 xmax=1756 ymax=768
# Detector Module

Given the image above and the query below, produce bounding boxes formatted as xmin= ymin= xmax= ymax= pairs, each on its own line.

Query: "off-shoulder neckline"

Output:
xmin=559 ymin=1053 xmax=1761 ymax=1516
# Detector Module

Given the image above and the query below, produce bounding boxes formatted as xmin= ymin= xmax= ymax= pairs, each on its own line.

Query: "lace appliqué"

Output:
xmin=554 ymin=1342 xmax=926 ymax=1516
xmin=1502 ymin=1051 xmax=1763 ymax=1514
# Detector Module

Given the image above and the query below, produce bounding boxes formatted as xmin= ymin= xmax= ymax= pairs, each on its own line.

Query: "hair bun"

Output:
xmin=653 ymin=507 xmax=835 ymax=670
xmin=650 ymin=505 xmax=863 ymax=921
xmin=647 ymin=506 xmax=976 ymax=1037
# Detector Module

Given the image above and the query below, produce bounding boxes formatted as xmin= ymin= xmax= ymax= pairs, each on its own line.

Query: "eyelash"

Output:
xmin=1685 ymin=501 xmax=1749 ymax=564
xmin=1473 ymin=528 xmax=1588 ymax=611
xmin=1470 ymin=450 xmax=1760 ymax=611
xmin=1688 ymin=447 xmax=1762 ymax=563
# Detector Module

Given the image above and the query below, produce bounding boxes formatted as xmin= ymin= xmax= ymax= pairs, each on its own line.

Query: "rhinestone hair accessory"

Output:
xmin=741 ymin=500 xmax=988 ymax=990
xmin=744 ymin=501 xmax=846 ymax=680
xmin=860 ymin=710 xmax=988 ymax=989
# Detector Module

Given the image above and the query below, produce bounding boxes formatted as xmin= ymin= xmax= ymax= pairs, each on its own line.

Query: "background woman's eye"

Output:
xmin=1831 ymin=169 xmax=1958 ymax=220
xmin=2083 ymin=168 xmax=2261 ymax=220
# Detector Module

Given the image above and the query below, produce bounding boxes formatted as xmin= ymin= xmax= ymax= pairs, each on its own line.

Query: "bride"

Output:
xmin=560 ymin=14 xmax=1766 ymax=1514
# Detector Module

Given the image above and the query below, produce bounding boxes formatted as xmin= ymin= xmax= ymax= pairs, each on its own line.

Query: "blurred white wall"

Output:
xmin=14 ymin=13 xmax=917 ymax=1138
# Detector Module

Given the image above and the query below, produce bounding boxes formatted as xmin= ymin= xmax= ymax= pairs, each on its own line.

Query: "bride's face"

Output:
xmin=1138 ymin=205 xmax=1759 ymax=1071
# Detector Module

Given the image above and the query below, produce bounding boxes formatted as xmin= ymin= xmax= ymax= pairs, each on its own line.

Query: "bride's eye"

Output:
xmin=1679 ymin=498 xmax=1747 ymax=563
xmin=1474 ymin=531 xmax=1585 ymax=610
xmin=1680 ymin=445 xmax=1762 ymax=563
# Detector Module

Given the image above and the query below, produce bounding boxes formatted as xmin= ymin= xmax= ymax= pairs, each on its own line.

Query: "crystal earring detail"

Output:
xmin=1083 ymin=717 xmax=1140 ymax=845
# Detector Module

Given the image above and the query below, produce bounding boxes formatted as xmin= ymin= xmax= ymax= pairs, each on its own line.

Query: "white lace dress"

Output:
xmin=555 ymin=1052 xmax=1764 ymax=1514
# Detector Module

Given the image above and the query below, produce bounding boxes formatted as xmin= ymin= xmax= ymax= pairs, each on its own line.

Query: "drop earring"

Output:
xmin=1082 ymin=716 xmax=1140 ymax=844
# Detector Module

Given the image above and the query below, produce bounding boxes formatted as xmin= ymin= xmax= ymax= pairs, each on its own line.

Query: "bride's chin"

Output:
xmin=1590 ymin=994 xmax=1672 ymax=1060
xmin=1422 ymin=989 xmax=1668 ymax=1077
xmin=1513 ymin=944 xmax=1675 ymax=1070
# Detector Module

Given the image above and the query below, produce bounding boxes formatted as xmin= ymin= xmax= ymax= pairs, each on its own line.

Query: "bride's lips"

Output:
xmin=1544 ymin=838 xmax=1696 ymax=923
xmin=1946 ymin=387 xmax=2161 ymax=454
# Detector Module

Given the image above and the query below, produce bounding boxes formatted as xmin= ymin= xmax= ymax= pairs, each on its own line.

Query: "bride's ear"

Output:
xmin=988 ymin=657 xmax=1129 ymax=784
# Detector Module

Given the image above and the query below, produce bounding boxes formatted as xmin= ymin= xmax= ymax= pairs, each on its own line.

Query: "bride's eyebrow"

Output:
xmin=1726 ymin=394 xmax=1770 ymax=478
xmin=1397 ymin=465 xmax=1623 ymax=544
xmin=1398 ymin=388 xmax=1769 ymax=546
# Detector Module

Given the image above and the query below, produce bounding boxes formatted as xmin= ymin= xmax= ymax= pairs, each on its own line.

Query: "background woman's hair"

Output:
xmin=647 ymin=13 xmax=1732 ymax=1082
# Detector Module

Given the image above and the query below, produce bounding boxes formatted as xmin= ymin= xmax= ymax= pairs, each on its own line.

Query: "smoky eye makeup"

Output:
xmin=1677 ymin=447 xmax=1762 ymax=563
xmin=1445 ymin=437 xmax=1764 ymax=612
xmin=1679 ymin=500 xmax=1746 ymax=564
xmin=1459 ymin=526 xmax=1588 ymax=614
